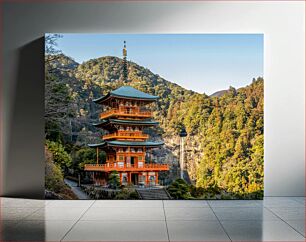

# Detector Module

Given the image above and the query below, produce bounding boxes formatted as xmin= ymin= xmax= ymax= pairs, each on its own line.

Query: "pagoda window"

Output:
xmin=134 ymin=127 xmax=139 ymax=131
xmin=118 ymin=155 xmax=124 ymax=161
xmin=137 ymin=148 xmax=142 ymax=153
xmin=118 ymin=148 xmax=124 ymax=153
xmin=139 ymin=175 xmax=145 ymax=183
xmin=119 ymin=126 xmax=124 ymax=131
xmin=131 ymin=148 xmax=135 ymax=153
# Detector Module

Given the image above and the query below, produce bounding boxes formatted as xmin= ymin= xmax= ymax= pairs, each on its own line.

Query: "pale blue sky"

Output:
xmin=52 ymin=34 xmax=263 ymax=95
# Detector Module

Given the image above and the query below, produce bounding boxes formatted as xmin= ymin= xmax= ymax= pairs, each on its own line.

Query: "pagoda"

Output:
xmin=84 ymin=41 xmax=169 ymax=186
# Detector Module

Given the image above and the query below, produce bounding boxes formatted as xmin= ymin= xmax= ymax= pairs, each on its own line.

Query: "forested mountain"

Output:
xmin=45 ymin=54 xmax=264 ymax=199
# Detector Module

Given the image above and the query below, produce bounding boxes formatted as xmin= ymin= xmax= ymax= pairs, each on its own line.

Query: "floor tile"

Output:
xmin=167 ymin=220 xmax=230 ymax=241
xmin=268 ymin=207 xmax=305 ymax=220
xmin=0 ymin=220 xmax=20 ymax=230
xmin=81 ymin=207 xmax=165 ymax=221
xmin=208 ymin=199 xmax=263 ymax=208
xmin=62 ymin=220 xmax=168 ymax=241
xmin=0 ymin=220 xmax=21 ymax=240
xmin=263 ymin=197 xmax=304 ymax=207
xmin=286 ymin=220 xmax=305 ymax=236
xmin=26 ymin=207 xmax=88 ymax=220
xmin=46 ymin=200 xmax=94 ymax=208
xmin=212 ymin=207 xmax=280 ymax=221
xmin=1 ymin=220 xmax=75 ymax=241
xmin=163 ymin=200 xmax=209 ymax=208
xmin=92 ymin=200 xmax=163 ymax=208
xmin=1 ymin=197 xmax=304 ymax=242
xmin=165 ymin=207 xmax=217 ymax=221
xmin=221 ymin=220 xmax=305 ymax=241
xmin=0 ymin=198 xmax=47 ymax=208
xmin=292 ymin=197 xmax=305 ymax=206
xmin=0 ymin=207 xmax=40 ymax=220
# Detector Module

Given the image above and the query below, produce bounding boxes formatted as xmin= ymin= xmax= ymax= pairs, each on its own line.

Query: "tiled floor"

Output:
xmin=0 ymin=197 xmax=304 ymax=241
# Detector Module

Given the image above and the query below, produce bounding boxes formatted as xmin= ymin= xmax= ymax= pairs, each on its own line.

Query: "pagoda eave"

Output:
xmin=94 ymin=95 xmax=158 ymax=104
xmin=88 ymin=141 xmax=164 ymax=149
xmin=93 ymin=86 xmax=159 ymax=104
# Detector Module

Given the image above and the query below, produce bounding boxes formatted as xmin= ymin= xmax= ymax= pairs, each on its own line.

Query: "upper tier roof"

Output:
xmin=93 ymin=86 xmax=159 ymax=104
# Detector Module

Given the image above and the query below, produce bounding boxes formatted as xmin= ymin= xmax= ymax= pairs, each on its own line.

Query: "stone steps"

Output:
xmin=136 ymin=188 xmax=171 ymax=200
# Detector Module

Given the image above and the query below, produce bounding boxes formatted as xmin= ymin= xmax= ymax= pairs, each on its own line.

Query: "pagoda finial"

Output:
xmin=123 ymin=41 xmax=128 ymax=81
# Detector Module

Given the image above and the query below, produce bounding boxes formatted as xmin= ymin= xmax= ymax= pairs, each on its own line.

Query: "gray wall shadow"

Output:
xmin=4 ymin=38 xmax=45 ymax=199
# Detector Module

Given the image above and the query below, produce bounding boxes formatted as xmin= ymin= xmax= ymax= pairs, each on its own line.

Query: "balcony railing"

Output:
xmin=84 ymin=163 xmax=169 ymax=172
xmin=116 ymin=151 xmax=145 ymax=156
xmin=103 ymin=131 xmax=149 ymax=140
xmin=100 ymin=108 xmax=152 ymax=119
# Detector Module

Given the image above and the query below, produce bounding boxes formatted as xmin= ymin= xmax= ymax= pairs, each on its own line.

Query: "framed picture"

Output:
xmin=45 ymin=33 xmax=263 ymax=200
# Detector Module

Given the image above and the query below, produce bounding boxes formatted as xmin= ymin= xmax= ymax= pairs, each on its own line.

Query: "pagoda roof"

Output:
xmin=93 ymin=86 xmax=159 ymax=104
xmin=93 ymin=118 xmax=159 ymax=127
xmin=88 ymin=140 xmax=164 ymax=148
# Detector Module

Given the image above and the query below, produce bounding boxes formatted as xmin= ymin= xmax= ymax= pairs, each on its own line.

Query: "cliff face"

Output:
xmin=46 ymin=54 xmax=264 ymax=196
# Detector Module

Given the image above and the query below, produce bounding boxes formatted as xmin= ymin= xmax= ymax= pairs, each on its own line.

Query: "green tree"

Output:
xmin=108 ymin=171 xmax=120 ymax=189
xmin=45 ymin=146 xmax=77 ymax=199
xmin=74 ymin=147 xmax=106 ymax=171
xmin=46 ymin=140 xmax=72 ymax=171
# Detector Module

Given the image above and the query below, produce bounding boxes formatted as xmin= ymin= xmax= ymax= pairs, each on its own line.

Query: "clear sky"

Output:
xmin=52 ymin=34 xmax=263 ymax=95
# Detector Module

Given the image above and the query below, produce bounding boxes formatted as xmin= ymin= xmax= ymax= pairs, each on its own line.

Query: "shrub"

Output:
xmin=108 ymin=171 xmax=120 ymax=189
xmin=115 ymin=185 xmax=139 ymax=200
xmin=46 ymin=140 xmax=72 ymax=170
xmin=167 ymin=179 xmax=192 ymax=199
xmin=45 ymin=147 xmax=77 ymax=199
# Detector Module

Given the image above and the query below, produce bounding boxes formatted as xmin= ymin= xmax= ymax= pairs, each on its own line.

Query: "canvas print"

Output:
xmin=45 ymin=34 xmax=264 ymax=200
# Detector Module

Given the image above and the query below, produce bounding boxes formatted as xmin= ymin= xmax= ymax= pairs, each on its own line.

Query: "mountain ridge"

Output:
xmin=50 ymin=54 xmax=235 ymax=96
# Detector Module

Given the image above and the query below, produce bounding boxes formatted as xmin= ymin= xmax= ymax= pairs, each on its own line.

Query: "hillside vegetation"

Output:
xmin=45 ymin=53 xmax=264 ymax=199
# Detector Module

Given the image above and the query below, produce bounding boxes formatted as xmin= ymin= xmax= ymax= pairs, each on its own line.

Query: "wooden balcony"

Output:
xmin=100 ymin=108 xmax=152 ymax=119
xmin=84 ymin=163 xmax=169 ymax=172
xmin=103 ymin=131 xmax=149 ymax=140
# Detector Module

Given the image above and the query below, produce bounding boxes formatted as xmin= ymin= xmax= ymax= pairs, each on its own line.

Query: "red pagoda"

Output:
xmin=84 ymin=42 xmax=169 ymax=186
